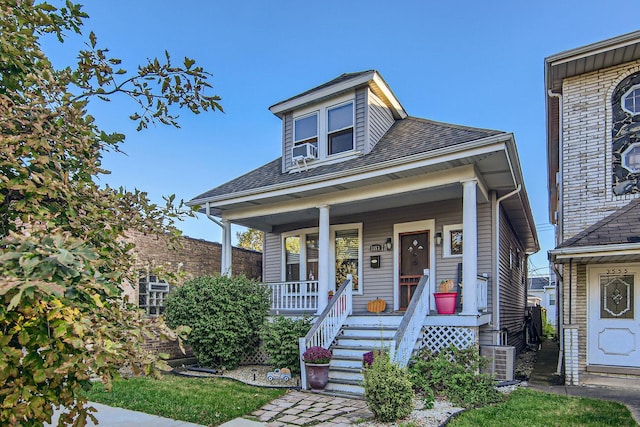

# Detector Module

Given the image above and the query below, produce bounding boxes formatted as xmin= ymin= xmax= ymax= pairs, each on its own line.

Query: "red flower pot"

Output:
xmin=434 ymin=292 xmax=458 ymax=314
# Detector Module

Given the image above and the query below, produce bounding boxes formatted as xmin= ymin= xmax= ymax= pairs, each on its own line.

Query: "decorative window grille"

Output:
xmin=139 ymin=274 xmax=171 ymax=317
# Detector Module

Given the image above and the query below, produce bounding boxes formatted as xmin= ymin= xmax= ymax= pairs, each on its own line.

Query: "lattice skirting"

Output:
xmin=240 ymin=341 xmax=270 ymax=365
xmin=415 ymin=326 xmax=478 ymax=354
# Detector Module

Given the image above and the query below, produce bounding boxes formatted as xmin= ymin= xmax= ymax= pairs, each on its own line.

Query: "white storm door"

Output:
xmin=588 ymin=266 xmax=639 ymax=367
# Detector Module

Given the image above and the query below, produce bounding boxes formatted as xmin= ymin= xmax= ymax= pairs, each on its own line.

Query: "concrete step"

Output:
xmin=340 ymin=326 xmax=396 ymax=338
xmin=331 ymin=356 xmax=364 ymax=369
xmin=344 ymin=315 xmax=402 ymax=328
xmin=329 ymin=367 xmax=363 ymax=382
xmin=336 ymin=336 xmax=393 ymax=347
xmin=332 ymin=344 xmax=390 ymax=359
xmin=324 ymin=378 xmax=365 ymax=395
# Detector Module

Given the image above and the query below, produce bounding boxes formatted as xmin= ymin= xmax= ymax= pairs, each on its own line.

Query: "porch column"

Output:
xmin=461 ymin=179 xmax=478 ymax=315
xmin=221 ymin=219 xmax=232 ymax=277
xmin=317 ymin=205 xmax=330 ymax=314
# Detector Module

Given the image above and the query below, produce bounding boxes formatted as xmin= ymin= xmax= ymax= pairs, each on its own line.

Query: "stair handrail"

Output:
xmin=298 ymin=274 xmax=352 ymax=390
xmin=392 ymin=269 xmax=430 ymax=367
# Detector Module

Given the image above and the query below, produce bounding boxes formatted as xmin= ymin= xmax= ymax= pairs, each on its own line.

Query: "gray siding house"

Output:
xmin=189 ymin=70 xmax=539 ymax=393
xmin=546 ymin=31 xmax=640 ymax=387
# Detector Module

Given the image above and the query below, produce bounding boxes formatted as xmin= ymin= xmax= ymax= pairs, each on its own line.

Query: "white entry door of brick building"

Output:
xmin=588 ymin=265 xmax=639 ymax=367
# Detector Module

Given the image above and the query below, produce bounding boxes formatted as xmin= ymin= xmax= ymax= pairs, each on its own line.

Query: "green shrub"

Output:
xmin=262 ymin=316 xmax=312 ymax=375
xmin=408 ymin=345 xmax=503 ymax=409
xmin=165 ymin=275 xmax=270 ymax=369
xmin=363 ymin=352 xmax=414 ymax=422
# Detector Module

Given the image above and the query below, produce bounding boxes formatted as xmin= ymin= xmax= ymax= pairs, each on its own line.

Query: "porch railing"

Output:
xmin=298 ymin=275 xmax=352 ymax=390
xmin=267 ymin=280 xmax=319 ymax=313
xmin=392 ymin=269 xmax=430 ymax=367
xmin=476 ymin=274 xmax=488 ymax=311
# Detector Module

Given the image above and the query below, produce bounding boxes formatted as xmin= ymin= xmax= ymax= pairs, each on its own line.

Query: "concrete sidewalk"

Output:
xmin=528 ymin=340 xmax=640 ymax=425
xmin=46 ymin=402 xmax=206 ymax=427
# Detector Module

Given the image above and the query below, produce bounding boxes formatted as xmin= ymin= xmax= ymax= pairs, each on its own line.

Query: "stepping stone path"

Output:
xmin=252 ymin=391 xmax=373 ymax=427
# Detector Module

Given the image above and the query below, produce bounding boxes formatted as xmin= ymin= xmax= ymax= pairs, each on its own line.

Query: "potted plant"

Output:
xmin=302 ymin=346 xmax=332 ymax=390
xmin=434 ymin=279 xmax=458 ymax=314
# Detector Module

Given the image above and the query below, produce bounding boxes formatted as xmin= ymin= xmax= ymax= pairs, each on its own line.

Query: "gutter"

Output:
xmin=549 ymin=243 xmax=640 ymax=261
xmin=188 ymin=133 xmax=515 ymax=207
xmin=494 ymin=184 xmax=522 ymax=343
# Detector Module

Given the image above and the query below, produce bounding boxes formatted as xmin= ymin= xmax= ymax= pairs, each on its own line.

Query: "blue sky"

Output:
xmin=44 ymin=1 xmax=639 ymax=276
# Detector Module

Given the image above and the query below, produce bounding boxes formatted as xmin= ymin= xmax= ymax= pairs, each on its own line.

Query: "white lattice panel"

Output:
xmin=416 ymin=326 xmax=477 ymax=353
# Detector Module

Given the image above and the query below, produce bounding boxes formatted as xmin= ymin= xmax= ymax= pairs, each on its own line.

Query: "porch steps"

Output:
xmin=324 ymin=315 xmax=402 ymax=395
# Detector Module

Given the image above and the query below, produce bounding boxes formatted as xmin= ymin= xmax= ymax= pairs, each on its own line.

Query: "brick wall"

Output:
xmin=561 ymin=60 xmax=640 ymax=241
xmin=127 ymin=230 xmax=262 ymax=280
xmin=125 ymin=231 xmax=263 ymax=360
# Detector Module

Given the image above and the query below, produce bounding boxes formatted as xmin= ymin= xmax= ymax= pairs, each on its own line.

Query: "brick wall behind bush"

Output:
xmin=126 ymin=231 xmax=263 ymax=360
xmin=127 ymin=230 xmax=262 ymax=280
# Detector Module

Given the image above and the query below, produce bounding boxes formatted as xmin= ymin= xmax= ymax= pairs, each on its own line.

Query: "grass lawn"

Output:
xmin=84 ymin=374 xmax=286 ymax=426
xmin=449 ymin=388 xmax=637 ymax=427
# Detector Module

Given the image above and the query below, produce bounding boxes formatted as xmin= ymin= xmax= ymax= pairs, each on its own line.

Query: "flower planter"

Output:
xmin=434 ymin=292 xmax=458 ymax=314
xmin=305 ymin=363 xmax=330 ymax=390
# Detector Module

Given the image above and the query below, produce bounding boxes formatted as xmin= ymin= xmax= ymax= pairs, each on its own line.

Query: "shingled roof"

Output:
xmin=558 ymin=198 xmax=640 ymax=248
xmin=191 ymin=116 xmax=503 ymax=202
xmin=270 ymin=71 xmax=374 ymax=110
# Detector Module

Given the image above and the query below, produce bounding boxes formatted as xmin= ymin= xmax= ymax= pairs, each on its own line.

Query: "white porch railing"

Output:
xmin=391 ymin=269 xmax=430 ymax=367
xmin=266 ymin=280 xmax=319 ymax=313
xmin=476 ymin=274 xmax=488 ymax=311
xmin=298 ymin=275 xmax=352 ymax=390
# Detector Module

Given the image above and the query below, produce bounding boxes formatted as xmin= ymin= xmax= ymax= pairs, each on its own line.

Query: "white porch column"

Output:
xmin=222 ymin=219 xmax=232 ymax=277
xmin=461 ymin=179 xmax=478 ymax=315
xmin=317 ymin=205 xmax=330 ymax=314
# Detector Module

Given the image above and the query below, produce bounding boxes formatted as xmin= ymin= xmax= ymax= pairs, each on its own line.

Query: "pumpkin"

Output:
xmin=367 ymin=298 xmax=386 ymax=313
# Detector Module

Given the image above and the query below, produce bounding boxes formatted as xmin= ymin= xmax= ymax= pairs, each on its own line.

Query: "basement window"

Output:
xmin=139 ymin=274 xmax=171 ymax=317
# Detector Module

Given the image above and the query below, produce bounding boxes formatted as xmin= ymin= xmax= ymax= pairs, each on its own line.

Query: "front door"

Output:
xmin=588 ymin=265 xmax=640 ymax=367
xmin=399 ymin=231 xmax=429 ymax=310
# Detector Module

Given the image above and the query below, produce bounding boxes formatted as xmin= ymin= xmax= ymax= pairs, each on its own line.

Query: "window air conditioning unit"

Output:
xmin=480 ymin=345 xmax=515 ymax=381
xmin=292 ymin=143 xmax=318 ymax=163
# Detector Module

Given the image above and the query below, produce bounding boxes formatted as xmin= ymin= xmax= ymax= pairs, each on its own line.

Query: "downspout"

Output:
xmin=205 ymin=202 xmax=227 ymax=275
xmin=494 ymin=184 xmax=522 ymax=345
xmin=548 ymin=89 xmax=565 ymax=378
xmin=552 ymin=263 xmax=564 ymax=375
xmin=547 ymin=90 xmax=563 ymax=244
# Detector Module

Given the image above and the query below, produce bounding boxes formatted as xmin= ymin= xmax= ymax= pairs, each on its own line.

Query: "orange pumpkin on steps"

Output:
xmin=367 ymin=298 xmax=386 ymax=313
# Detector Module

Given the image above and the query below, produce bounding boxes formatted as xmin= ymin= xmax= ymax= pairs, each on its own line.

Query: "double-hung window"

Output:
xmin=292 ymin=97 xmax=354 ymax=163
xmin=327 ymin=102 xmax=354 ymax=155
xmin=294 ymin=112 xmax=318 ymax=150
xmin=282 ymin=223 xmax=362 ymax=294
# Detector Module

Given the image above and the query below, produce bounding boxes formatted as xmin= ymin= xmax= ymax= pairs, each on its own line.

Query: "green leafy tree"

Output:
xmin=0 ymin=1 xmax=221 ymax=425
xmin=236 ymin=228 xmax=264 ymax=252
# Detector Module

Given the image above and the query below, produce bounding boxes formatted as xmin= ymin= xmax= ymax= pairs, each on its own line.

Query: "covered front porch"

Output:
xmin=265 ymin=273 xmax=490 ymax=323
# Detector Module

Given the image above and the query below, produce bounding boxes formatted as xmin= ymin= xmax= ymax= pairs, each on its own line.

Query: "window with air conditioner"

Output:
xmin=291 ymin=96 xmax=355 ymax=165
xmin=293 ymin=112 xmax=318 ymax=161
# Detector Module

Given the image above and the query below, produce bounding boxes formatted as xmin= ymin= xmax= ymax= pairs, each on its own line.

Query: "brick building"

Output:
xmin=546 ymin=31 xmax=640 ymax=386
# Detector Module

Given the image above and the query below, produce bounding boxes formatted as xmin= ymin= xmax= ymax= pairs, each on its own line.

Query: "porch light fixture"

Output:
xmin=435 ymin=232 xmax=442 ymax=246
xmin=385 ymin=238 xmax=393 ymax=251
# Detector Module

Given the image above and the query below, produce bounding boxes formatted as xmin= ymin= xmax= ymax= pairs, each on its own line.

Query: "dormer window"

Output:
xmin=294 ymin=112 xmax=318 ymax=149
xmin=291 ymin=96 xmax=355 ymax=167
xmin=622 ymin=85 xmax=640 ymax=115
xmin=328 ymin=102 xmax=354 ymax=155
